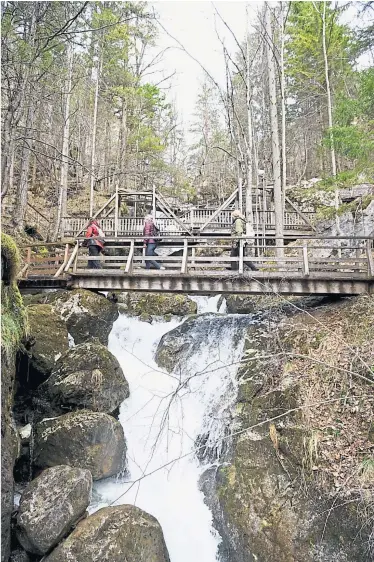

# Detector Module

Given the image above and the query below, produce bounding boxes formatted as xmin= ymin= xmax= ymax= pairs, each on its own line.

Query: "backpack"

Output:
xmin=153 ymin=224 xmax=162 ymax=243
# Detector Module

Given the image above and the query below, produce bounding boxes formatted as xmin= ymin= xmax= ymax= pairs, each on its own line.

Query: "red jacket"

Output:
xmin=143 ymin=220 xmax=156 ymax=244
xmin=86 ymin=224 xmax=104 ymax=249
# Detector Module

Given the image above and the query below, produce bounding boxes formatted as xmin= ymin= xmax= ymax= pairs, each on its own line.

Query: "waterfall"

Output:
xmin=90 ymin=300 xmax=249 ymax=562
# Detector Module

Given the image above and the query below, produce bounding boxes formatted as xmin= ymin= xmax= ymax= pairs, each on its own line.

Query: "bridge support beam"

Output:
xmin=70 ymin=273 xmax=374 ymax=296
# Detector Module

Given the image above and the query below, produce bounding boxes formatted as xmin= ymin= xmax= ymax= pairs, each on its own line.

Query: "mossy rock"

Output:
xmin=17 ymin=465 xmax=92 ymax=555
xmin=43 ymin=505 xmax=170 ymax=562
xmin=39 ymin=340 xmax=129 ymax=414
xmin=1 ymin=234 xmax=27 ymax=357
xmin=26 ymin=304 xmax=69 ymax=383
xmin=1 ymin=232 xmax=20 ymax=284
xmin=33 ymin=410 xmax=126 ymax=480
xmin=1 ymin=234 xmax=27 ymax=561
xmin=51 ymin=289 xmax=119 ymax=345
xmin=115 ymin=292 xmax=197 ymax=317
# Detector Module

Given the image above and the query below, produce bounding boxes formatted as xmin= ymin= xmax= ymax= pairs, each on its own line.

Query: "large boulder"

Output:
xmin=26 ymin=305 xmax=69 ymax=383
xmin=39 ymin=341 xmax=129 ymax=414
xmin=17 ymin=465 xmax=92 ymax=555
xmin=44 ymin=505 xmax=170 ymax=562
xmin=114 ymin=292 xmax=197 ymax=317
xmin=33 ymin=411 xmax=126 ymax=480
xmin=52 ymin=289 xmax=118 ymax=345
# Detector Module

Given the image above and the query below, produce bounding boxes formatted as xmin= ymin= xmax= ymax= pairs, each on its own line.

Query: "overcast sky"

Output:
xmin=149 ymin=1 xmax=372 ymax=141
xmin=151 ymin=1 xmax=254 ymax=138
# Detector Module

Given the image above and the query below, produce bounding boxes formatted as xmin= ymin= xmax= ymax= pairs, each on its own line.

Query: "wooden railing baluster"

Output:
xmin=181 ymin=238 xmax=188 ymax=274
xmin=366 ymin=239 xmax=374 ymax=277
xmin=125 ymin=240 xmax=135 ymax=273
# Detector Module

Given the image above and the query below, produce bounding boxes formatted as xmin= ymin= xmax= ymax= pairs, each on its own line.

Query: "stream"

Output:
xmin=90 ymin=296 xmax=249 ymax=562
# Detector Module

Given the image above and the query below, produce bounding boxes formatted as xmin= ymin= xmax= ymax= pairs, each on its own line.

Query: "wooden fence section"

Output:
xmin=61 ymin=210 xmax=315 ymax=238
xmin=19 ymin=242 xmax=74 ymax=278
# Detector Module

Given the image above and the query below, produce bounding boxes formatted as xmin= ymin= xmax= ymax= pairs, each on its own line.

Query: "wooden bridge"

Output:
xmin=60 ymin=187 xmax=316 ymax=239
xmin=18 ymin=235 xmax=374 ymax=296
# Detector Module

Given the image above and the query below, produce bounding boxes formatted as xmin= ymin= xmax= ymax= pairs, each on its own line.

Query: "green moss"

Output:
xmin=1 ymin=232 xmax=20 ymax=282
xmin=1 ymin=234 xmax=27 ymax=356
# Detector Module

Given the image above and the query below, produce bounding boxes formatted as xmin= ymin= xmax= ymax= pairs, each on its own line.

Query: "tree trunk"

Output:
xmin=280 ymin=2 xmax=287 ymax=214
xmin=245 ymin=6 xmax=254 ymax=236
xmin=53 ymin=45 xmax=73 ymax=240
xmin=89 ymin=48 xmax=102 ymax=216
xmin=321 ymin=2 xmax=341 ymax=239
xmin=13 ymin=101 xmax=35 ymax=230
xmin=265 ymin=3 xmax=284 ymax=256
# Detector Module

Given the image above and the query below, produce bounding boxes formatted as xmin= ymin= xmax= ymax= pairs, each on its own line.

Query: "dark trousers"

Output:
xmin=230 ymin=245 xmax=258 ymax=271
xmin=145 ymin=243 xmax=161 ymax=269
xmin=88 ymin=244 xmax=102 ymax=269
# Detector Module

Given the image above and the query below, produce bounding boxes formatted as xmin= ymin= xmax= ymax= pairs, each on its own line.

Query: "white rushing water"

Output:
xmin=90 ymin=296 xmax=246 ymax=562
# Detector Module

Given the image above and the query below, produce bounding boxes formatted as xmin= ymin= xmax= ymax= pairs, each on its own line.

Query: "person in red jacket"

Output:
xmin=85 ymin=219 xmax=104 ymax=269
xmin=143 ymin=214 xmax=164 ymax=270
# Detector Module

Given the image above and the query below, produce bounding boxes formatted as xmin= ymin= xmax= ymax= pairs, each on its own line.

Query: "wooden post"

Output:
xmin=191 ymin=246 xmax=196 ymax=269
xmin=302 ymin=244 xmax=309 ymax=276
xmin=152 ymin=184 xmax=156 ymax=217
xmin=125 ymin=240 xmax=135 ymax=273
xmin=114 ymin=187 xmax=119 ymax=237
xmin=181 ymin=238 xmax=188 ymax=274
xmin=64 ymin=242 xmax=78 ymax=272
xmin=73 ymin=242 xmax=79 ymax=273
xmin=366 ymin=239 xmax=374 ymax=277
xmin=54 ymin=243 xmax=70 ymax=278
xmin=238 ymin=177 xmax=243 ymax=215
xmin=191 ymin=207 xmax=195 ymax=230
xmin=239 ymin=239 xmax=244 ymax=274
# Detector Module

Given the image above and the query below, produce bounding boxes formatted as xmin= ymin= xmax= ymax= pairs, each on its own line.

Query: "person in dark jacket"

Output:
xmin=230 ymin=210 xmax=258 ymax=271
xmin=143 ymin=214 xmax=164 ymax=270
xmin=85 ymin=219 xmax=104 ymax=269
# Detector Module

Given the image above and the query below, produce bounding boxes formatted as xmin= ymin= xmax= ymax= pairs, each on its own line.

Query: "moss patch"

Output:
xmin=1 ymin=234 xmax=27 ymax=357
xmin=115 ymin=292 xmax=197 ymax=317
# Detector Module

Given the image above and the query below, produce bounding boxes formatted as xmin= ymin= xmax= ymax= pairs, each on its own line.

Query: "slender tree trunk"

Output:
xmin=13 ymin=101 xmax=35 ymax=230
xmin=89 ymin=48 xmax=102 ymax=216
xmin=265 ymin=3 xmax=284 ymax=256
xmin=280 ymin=2 xmax=287 ymax=214
xmin=53 ymin=45 xmax=73 ymax=240
xmin=245 ymin=5 xmax=254 ymax=236
xmin=321 ymin=2 xmax=341 ymax=240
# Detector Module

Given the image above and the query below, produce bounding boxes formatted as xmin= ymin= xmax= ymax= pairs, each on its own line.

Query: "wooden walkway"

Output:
xmin=18 ymin=236 xmax=374 ymax=296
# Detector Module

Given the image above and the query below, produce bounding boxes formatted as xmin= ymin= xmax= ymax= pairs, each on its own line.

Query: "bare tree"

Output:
xmin=53 ymin=44 xmax=73 ymax=240
xmin=264 ymin=3 xmax=283 ymax=256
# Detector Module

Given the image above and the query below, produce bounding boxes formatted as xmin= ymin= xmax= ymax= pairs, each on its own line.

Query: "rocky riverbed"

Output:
xmin=2 ymin=251 xmax=373 ymax=562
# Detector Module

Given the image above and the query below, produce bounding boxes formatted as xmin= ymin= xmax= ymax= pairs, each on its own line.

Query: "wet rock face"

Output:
xmin=202 ymin=296 xmax=374 ymax=562
xmin=39 ymin=341 xmax=129 ymax=415
xmin=17 ymin=465 xmax=92 ymax=555
xmin=1 ymin=357 xmax=20 ymax=562
xmin=43 ymin=505 xmax=170 ymax=562
xmin=33 ymin=410 xmax=126 ymax=480
xmin=52 ymin=289 xmax=119 ymax=345
xmin=26 ymin=304 xmax=69 ymax=383
xmin=115 ymin=291 xmax=197 ymax=317
xmin=155 ymin=313 xmax=250 ymax=372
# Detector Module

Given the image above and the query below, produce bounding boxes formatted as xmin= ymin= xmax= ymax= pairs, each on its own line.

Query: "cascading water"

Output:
xmin=90 ymin=296 xmax=249 ymax=561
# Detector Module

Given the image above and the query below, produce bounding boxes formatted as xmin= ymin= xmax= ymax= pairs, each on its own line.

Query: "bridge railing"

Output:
xmin=61 ymin=210 xmax=316 ymax=238
xmin=71 ymin=235 xmax=374 ymax=278
xmin=18 ymin=242 xmax=74 ymax=279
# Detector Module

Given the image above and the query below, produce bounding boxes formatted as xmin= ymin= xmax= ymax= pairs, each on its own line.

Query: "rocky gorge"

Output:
xmin=1 ymin=234 xmax=373 ymax=562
